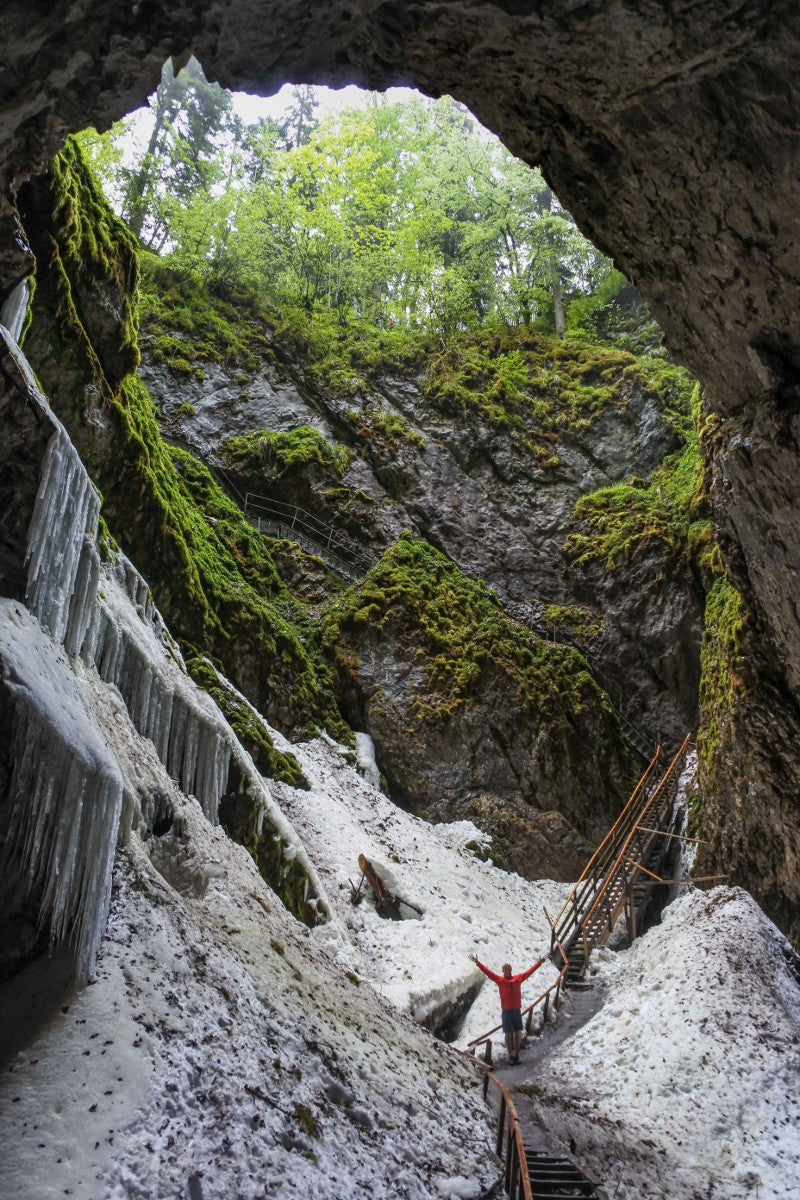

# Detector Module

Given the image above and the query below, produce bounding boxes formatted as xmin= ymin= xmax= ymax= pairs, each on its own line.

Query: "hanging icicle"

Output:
xmin=0 ymin=600 xmax=124 ymax=981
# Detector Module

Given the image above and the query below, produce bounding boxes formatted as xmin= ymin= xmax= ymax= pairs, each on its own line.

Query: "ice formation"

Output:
xmin=355 ymin=730 xmax=382 ymax=789
xmin=1 ymin=337 xmax=334 ymax=978
xmin=0 ymin=277 xmax=29 ymax=342
xmin=79 ymin=555 xmax=231 ymax=821
xmin=26 ymin=424 xmax=102 ymax=653
xmin=0 ymin=600 xmax=124 ymax=980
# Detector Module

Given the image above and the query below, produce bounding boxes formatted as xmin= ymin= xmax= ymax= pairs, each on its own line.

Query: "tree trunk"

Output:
xmin=549 ymin=246 xmax=565 ymax=336
xmin=124 ymin=61 xmax=176 ymax=240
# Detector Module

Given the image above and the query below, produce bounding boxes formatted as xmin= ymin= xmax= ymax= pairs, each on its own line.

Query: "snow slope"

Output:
xmin=521 ymin=886 xmax=800 ymax=1199
xmin=270 ymin=731 xmax=569 ymax=1046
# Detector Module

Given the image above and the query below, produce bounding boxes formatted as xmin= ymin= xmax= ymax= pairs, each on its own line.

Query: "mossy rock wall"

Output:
xmin=694 ymin=567 xmax=800 ymax=944
xmin=323 ymin=536 xmax=635 ymax=880
xmin=17 ymin=140 xmax=347 ymax=744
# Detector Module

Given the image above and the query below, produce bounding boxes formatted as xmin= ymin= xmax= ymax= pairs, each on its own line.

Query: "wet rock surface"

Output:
xmin=157 ymin=341 xmax=700 ymax=751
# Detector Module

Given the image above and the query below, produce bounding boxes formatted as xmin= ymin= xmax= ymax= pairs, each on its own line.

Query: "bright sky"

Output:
xmin=231 ymin=83 xmax=419 ymax=124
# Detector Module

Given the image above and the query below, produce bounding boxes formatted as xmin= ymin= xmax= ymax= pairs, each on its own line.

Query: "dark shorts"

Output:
xmin=501 ymin=1008 xmax=523 ymax=1033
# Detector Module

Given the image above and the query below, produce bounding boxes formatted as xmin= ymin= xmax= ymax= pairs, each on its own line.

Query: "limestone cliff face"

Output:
xmin=133 ymin=301 xmax=707 ymax=880
xmin=145 ymin=327 xmax=702 ymax=754
xmin=322 ymin=538 xmax=635 ymax=880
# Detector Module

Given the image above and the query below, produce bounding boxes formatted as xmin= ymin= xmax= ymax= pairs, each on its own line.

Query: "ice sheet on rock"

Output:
xmin=80 ymin=556 xmax=231 ymax=822
xmin=26 ymin=423 xmax=101 ymax=653
xmin=0 ymin=278 xmax=30 ymax=342
xmin=0 ymin=718 xmax=493 ymax=1200
xmin=190 ymin=659 xmax=339 ymax=926
xmin=0 ymin=600 xmax=124 ymax=980
xmin=355 ymin=731 xmax=382 ymax=789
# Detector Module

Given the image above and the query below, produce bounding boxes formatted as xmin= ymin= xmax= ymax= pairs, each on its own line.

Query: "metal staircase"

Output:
xmin=550 ymin=735 xmax=691 ymax=979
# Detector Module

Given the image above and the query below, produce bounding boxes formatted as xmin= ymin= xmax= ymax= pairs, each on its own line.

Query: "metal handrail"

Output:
xmin=245 ymin=490 xmax=342 ymax=544
xmin=461 ymin=1052 xmax=534 ymax=1200
xmin=244 ymin=491 xmax=375 ymax=577
xmin=576 ymin=736 xmax=690 ymax=960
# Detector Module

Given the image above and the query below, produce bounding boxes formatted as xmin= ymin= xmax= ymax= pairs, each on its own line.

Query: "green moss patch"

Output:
xmin=567 ymin=384 xmax=711 ymax=571
xmin=697 ymin=572 xmax=747 ymax=777
xmin=138 ymin=251 xmax=274 ymax=374
xmin=323 ymin=534 xmax=614 ymax=728
xmin=223 ymin=425 xmax=353 ymax=479
xmin=423 ymin=328 xmax=694 ymax=462
xmin=45 ymin=139 xmax=140 ymax=383
xmin=347 ymin=406 xmax=425 ymax=452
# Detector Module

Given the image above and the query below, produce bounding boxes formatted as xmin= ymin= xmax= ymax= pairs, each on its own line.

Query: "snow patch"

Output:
xmin=532 ymin=886 xmax=800 ymax=1199
xmin=268 ymin=732 xmax=568 ymax=1047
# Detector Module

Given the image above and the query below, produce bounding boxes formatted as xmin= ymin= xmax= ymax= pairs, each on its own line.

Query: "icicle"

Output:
xmin=0 ymin=600 xmax=124 ymax=981
xmin=78 ymin=557 xmax=231 ymax=821
xmin=26 ymin=426 xmax=101 ymax=651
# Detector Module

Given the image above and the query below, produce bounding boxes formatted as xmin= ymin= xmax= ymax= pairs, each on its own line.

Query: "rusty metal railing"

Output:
xmin=462 ymin=1045 xmax=534 ymax=1200
xmin=571 ymin=735 xmax=690 ymax=971
xmin=552 ymin=735 xmax=691 ymax=975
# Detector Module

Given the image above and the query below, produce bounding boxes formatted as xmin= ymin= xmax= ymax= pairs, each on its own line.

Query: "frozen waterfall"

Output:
xmin=79 ymin=555 xmax=232 ymax=822
xmin=355 ymin=732 xmax=382 ymax=790
xmin=0 ymin=333 xmax=333 ymax=978
xmin=0 ymin=600 xmax=124 ymax=981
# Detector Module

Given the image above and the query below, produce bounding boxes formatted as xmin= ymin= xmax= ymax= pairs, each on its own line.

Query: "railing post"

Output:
xmin=628 ymin=881 xmax=637 ymax=941
xmin=505 ymin=1128 xmax=515 ymax=1196
xmin=496 ymin=1093 xmax=507 ymax=1158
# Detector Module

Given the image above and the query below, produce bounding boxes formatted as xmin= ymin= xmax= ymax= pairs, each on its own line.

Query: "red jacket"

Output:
xmin=474 ymin=958 xmax=544 ymax=1010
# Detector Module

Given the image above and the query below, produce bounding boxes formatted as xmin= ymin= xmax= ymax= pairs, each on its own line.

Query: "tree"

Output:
xmin=80 ymin=80 xmax=624 ymax=340
xmin=118 ymin=57 xmax=238 ymax=248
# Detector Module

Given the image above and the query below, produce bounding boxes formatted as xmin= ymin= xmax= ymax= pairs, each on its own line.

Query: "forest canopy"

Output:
xmin=78 ymin=59 xmax=656 ymax=346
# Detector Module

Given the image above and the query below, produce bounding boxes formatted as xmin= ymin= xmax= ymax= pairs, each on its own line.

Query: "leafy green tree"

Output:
xmin=80 ymin=77 xmax=642 ymax=342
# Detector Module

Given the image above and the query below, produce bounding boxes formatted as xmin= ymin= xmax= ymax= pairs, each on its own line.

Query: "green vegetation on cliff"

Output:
xmin=567 ymin=381 xmax=712 ymax=569
xmin=697 ymin=570 xmax=747 ymax=776
xmin=323 ymin=534 xmax=616 ymax=729
xmin=20 ymin=139 xmax=348 ymax=747
xmin=224 ymin=425 xmax=353 ymax=479
xmin=107 ymin=376 xmax=347 ymax=739
xmin=138 ymin=252 xmax=274 ymax=378
xmin=44 ymin=139 xmax=140 ymax=382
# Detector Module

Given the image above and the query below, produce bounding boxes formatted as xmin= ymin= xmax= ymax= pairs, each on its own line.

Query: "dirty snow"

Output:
xmin=269 ymin=730 xmax=568 ymax=1045
xmin=523 ymin=886 xmax=800 ymax=1199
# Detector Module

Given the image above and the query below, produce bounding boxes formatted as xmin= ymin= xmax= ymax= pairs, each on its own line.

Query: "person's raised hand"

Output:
xmin=468 ymin=953 xmax=479 ymax=964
